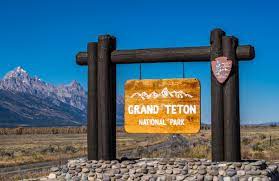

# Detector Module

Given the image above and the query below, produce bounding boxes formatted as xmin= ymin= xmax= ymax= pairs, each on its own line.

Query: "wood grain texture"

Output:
xmin=76 ymin=45 xmax=254 ymax=65
xmin=124 ymin=79 xmax=200 ymax=134
xmin=223 ymin=36 xmax=241 ymax=162
xmin=87 ymin=42 xmax=98 ymax=160
xmin=210 ymin=28 xmax=225 ymax=162
xmin=97 ymin=35 xmax=116 ymax=160
xmin=76 ymin=52 xmax=88 ymax=65
xmin=109 ymin=36 xmax=117 ymax=159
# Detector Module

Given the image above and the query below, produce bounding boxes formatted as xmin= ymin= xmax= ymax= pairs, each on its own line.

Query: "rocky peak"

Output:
xmin=67 ymin=80 xmax=84 ymax=91
xmin=3 ymin=66 xmax=30 ymax=80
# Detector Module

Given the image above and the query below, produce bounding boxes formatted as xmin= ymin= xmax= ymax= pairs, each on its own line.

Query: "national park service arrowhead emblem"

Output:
xmin=211 ymin=56 xmax=232 ymax=84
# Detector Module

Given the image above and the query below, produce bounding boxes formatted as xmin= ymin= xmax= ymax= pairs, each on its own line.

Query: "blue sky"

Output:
xmin=0 ymin=0 xmax=279 ymax=124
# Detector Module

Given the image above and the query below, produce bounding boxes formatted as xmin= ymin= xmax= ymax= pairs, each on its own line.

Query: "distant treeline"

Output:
xmin=0 ymin=126 xmax=126 ymax=135
xmin=0 ymin=127 xmax=87 ymax=135
xmin=0 ymin=124 xmax=277 ymax=135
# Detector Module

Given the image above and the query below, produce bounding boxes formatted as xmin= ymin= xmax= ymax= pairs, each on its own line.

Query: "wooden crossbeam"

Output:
xmin=76 ymin=45 xmax=254 ymax=65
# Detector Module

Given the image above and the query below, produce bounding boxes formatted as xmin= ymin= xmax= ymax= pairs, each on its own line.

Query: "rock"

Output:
xmin=237 ymin=170 xmax=246 ymax=176
xmin=244 ymin=165 xmax=251 ymax=171
xmin=95 ymin=168 xmax=103 ymax=173
xmin=260 ymin=170 xmax=268 ymax=176
xmin=165 ymin=169 xmax=172 ymax=174
xmin=261 ymin=176 xmax=269 ymax=181
xmin=213 ymin=176 xmax=218 ymax=181
xmin=114 ymin=174 xmax=122 ymax=179
xmin=227 ymin=169 xmax=237 ymax=177
xmin=111 ymin=164 xmax=120 ymax=169
xmin=48 ymin=173 xmax=56 ymax=179
xmin=82 ymin=168 xmax=90 ymax=173
xmin=81 ymin=174 xmax=88 ymax=181
xmin=173 ymin=168 xmax=181 ymax=174
xmin=176 ymin=175 xmax=186 ymax=181
xmin=96 ymin=173 xmax=103 ymax=179
xmin=159 ymin=160 xmax=167 ymax=165
xmin=101 ymin=164 xmax=107 ymax=169
xmin=41 ymin=158 xmax=278 ymax=181
xmin=251 ymin=160 xmax=265 ymax=166
xmin=193 ymin=165 xmax=198 ymax=169
xmin=62 ymin=166 xmax=69 ymax=173
xmin=120 ymin=168 xmax=129 ymax=174
xmin=122 ymin=174 xmax=129 ymax=179
xmin=72 ymin=176 xmax=81 ymax=181
xmin=157 ymin=169 xmax=165 ymax=175
xmin=50 ymin=167 xmax=59 ymax=172
xmin=129 ymin=169 xmax=136 ymax=174
xmin=252 ymin=177 xmax=261 ymax=181
xmin=65 ymin=173 xmax=71 ymax=180
xmin=197 ymin=174 xmax=204 ymax=181
xmin=234 ymin=163 xmax=242 ymax=168
xmin=149 ymin=168 xmax=156 ymax=174
xmin=88 ymin=174 xmax=95 ymax=181
xmin=198 ymin=168 xmax=207 ymax=175
xmin=156 ymin=175 xmax=166 ymax=181
xmin=76 ymin=167 xmax=82 ymax=172
xmin=205 ymin=174 xmax=213 ymax=181
xmin=204 ymin=162 xmax=212 ymax=166
xmin=239 ymin=176 xmax=248 ymax=181
xmin=106 ymin=168 xmax=120 ymax=176
xmin=218 ymin=163 xmax=228 ymax=167
xmin=246 ymin=170 xmax=260 ymax=176
xmin=219 ymin=169 xmax=226 ymax=176
xmin=267 ymin=165 xmax=278 ymax=172
xmin=181 ymin=169 xmax=188 ymax=175
xmin=232 ymin=176 xmax=239 ymax=181
xmin=224 ymin=176 xmax=232 ymax=181
xmin=209 ymin=169 xmax=219 ymax=176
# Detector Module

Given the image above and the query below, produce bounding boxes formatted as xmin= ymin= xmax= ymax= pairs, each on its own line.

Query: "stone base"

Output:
xmin=45 ymin=158 xmax=279 ymax=181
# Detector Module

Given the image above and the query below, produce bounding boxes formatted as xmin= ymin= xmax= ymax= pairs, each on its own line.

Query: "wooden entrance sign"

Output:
xmin=124 ymin=79 xmax=200 ymax=134
xmin=76 ymin=29 xmax=255 ymax=162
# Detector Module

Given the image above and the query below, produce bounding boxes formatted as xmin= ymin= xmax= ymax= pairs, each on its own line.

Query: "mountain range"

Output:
xmin=130 ymin=87 xmax=193 ymax=100
xmin=0 ymin=67 xmax=124 ymax=127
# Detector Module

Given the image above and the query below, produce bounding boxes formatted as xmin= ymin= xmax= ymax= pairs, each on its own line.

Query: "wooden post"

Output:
xmin=97 ymin=35 xmax=116 ymax=160
xmin=223 ymin=36 xmax=241 ymax=161
xmin=110 ymin=36 xmax=117 ymax=159
xmin=87 ymin=42 xmax=98 ymax=160
xmin=210 ymin=29 xmax=225 ymax=162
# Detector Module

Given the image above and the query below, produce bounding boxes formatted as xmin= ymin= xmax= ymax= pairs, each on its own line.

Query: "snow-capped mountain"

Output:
xmin=0 ymin=66 xmax=124 ymax=127
xmin=0 ymin=67 xmax=87 ymax=111
xmin=0 ymin=67 xmax=87 ymax=127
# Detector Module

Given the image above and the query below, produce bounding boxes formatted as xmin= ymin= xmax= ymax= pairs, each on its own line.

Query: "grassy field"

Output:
xmin=0 ymin=126 xmax=278 ymax=168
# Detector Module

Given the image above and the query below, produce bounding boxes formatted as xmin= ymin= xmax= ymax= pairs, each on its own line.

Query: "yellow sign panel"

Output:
xmin=124 ymin=78 xmax=200 ymax=134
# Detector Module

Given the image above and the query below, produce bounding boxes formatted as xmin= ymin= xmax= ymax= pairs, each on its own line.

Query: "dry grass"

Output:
xmin=0 ymin=126 xmax=278 ymax=169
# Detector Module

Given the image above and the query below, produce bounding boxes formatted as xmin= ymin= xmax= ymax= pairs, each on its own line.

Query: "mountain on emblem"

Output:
xmin=211 ymin=56 xmax=232 ymax=84
xmin=130 ymin=87 xmax=193 ymax=100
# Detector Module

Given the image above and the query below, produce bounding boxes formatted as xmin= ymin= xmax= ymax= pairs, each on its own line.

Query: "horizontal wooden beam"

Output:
xmin=76 ymin=45 xmax=255 ymax=65
xmin=112 ymin=46 xmax=210 ymax=63
xmin=76 ymin=52 xmax=88 ymax=65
